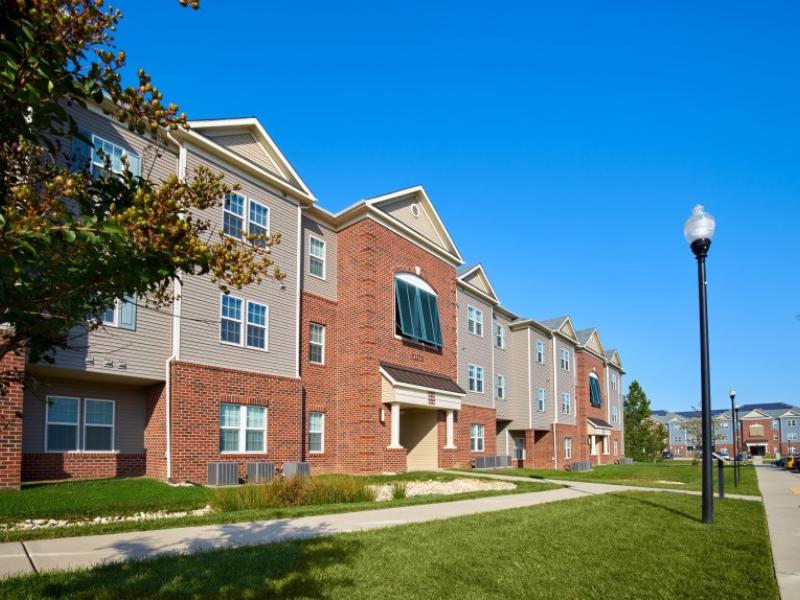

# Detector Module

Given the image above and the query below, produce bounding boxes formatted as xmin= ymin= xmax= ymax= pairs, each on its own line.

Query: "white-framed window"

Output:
xmin=610 ymin=405 xmax=619 ymax=424
xmin=308 ymin=236 xmax=326 ymax=279
xmin=470 ymin=424 xmax=485 ymax=452
xmin=100 ymin=295 xmax=137 ymax=330
xmin=720 ymin=422 xmax=729 ymax=429
xmin=220 ymin=403 xmax=267 ymax=453
xmin=45 ymin=396 xmax=80 ymax=452
xmin=309 ymin=323 xmax=325 ymax=364
xmin=495 ymin=374 xmax=506 ymax=400
xmin=773 ymin=419 xmax=780 ymax=429
xmin=560 ymin=349 xmax=570 ymax=371
xmin=91 ymin=134 xmax=142 ymax=176
xmin=610 ymin=372 xmax=618 ymax=391
xmin=535 ymin=340 xmax=545 ymax=365
xmin=787 ymin=419 xmax=797 ymax=428
xmin=83 ymin=399 xmax=115 ymax=451
xmin=536 ymin=388 xmax=546 ymax=412
xmin=561 ymin=393 xmax=572 ymax=415
xmin=613 ymin=439 xmax=619 ymax=455
xmin=220 ymin=295 xmax=268 ymax=350
xmin=675 ymin=435 xmax=683 ymax=443
xmin=223 ymin=192 xmax=270 ymax=246
xmin=468 ymin=364 xmax=484 ymax=393
xmin=494 ymin=322 xmax=505 ymax=349
xmin=564 ymin=437 xmax=572 ymax=459
xmin=788 ymin=433 xmax=798 ymax=441
xmin=309 ymin=412 xmax=325 ymax=453
xmin=467 ymin=306 xmax=483 ymax=337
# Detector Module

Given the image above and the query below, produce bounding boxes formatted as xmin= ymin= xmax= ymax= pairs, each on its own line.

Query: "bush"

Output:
xmin=391 ymin=482 xmax=407 ymax=500
xmin=211 ymin=475 xmax=374 ymax=512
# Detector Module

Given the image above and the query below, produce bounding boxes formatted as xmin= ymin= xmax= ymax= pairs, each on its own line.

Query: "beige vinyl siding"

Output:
xmin=461 ymin=271 xmax=492 ymax=297
xmin=493 ymin=312 xmax=513 ymax=419
xmin=401 ymin=409 xmax=438 ymax=470
xmin=178 ymin=149 xmax=299 ymax=378
xmin=506 ymin=327 xmax=532 ymax=428
xmin=41 ymin=105 xmax=177 ymax=381
xmin=607 ymin=365 xmax=623 ymax=431
xmin=555 ymin=337 xmax=577 ymax=425
xmin=456 ymin=288 xmax=493 ymax=409
xmin=301 ymin=215 xmax=338 ymax=301
xmin=530 ymin=332 xmax=553 ymax=430
xmin=22 ymin=376 xmax=148 ymax=453
xmin=378 ymin=195 xmax=446 ymax=249
xmin=204 ymin=132 xmax=285 ymax=179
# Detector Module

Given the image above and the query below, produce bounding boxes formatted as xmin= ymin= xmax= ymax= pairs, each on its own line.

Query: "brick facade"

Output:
xmin=576 ymin=349 xmax=611 ymax=465
xmin=437 ymin=405 xmax=497 ymax=468
xmin=144 ymin=382 xmax=168 ymax=480
xmin=0 ymin=349 xmax=25 ymax=489
xmin=21 ymin=453 xmax=145 ymax=482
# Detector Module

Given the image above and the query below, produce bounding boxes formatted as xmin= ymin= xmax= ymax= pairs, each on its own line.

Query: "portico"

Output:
xmin=587 ymin=417 xmax=613 ymax=464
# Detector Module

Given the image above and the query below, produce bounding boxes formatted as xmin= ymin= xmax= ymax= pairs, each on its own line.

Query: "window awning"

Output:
xmin=589 ymin=375 xmax=603 ymax=407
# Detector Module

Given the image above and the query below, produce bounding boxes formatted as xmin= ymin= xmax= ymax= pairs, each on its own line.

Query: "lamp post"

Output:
xmin=684 ymin=204 xmax=716 ymax=525
xmin=729 ymin=388 xmax=737 ymax=488
xmin=735 ymin=404 xmax=741 ymax=479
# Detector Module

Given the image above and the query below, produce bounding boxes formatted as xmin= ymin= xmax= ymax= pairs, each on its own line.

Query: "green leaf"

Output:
xmin=62 ymin=230 xmax=76 ymax=242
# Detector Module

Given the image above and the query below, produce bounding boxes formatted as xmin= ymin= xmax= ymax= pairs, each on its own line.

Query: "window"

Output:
xmin=83 ymin=399 xmax=114 ymax=451
xmin=468 ymin=364 xmax=484 ymax=393
xmin=494 ymin=322 xmax=505 ymax=348
xmin=564 ymin=437 xmax=572 ymax=459
xmin=536 ymin=388 xmax=546 ymax=412
xmin=394 ymin=273 xmax=442 ymax=348
xmin=535 ymin=340 xmax=545 ymax=365
xmin=470 ymin=424 xmax=485 ymax=452
xmin=220 ymin=404 xmax=267 ymax=453
xmin=720 ymin=422 xmax=729 ymax=429
xmin=610 ymin=372 xmax=618 ymax=391
xmin=308 ymin=236 xmax=326 ymax=279
xmin=467 ymin=306 xmax=483 ymax=337
xmin=90 ymin=134 xmax=142 ymax=176
xmin=611 ymin=405 xmax=619 ymax=424
xmin=561 ymin=393 xmax=572 ymax=415
xmin=773 ymin=419 xmax=780 ymax=429
xmin=100 ymin=295 xmax=137 ymax=330
xmin=495 ymin=374 xmax=506 ymax=400
xmin=46 ymin=396 xmax=80 ymax=452
xmin=246 ymin=301 xmax=268 ymax=350
xmin=309 ymin=412 xmax=325 ymax=453
xmin=223 ymin=192 xmax=270 ymax=245
xmin=589 ymin=372 xmax=602 ymax=407
xmin=788 ymin=419 xmax=797 ymax=428
xmin=560 ymin=349 xmax=570 ymax=371
xmin=675 ymin=435 xmax=683 ymax=443
xmin=309 ymin=323 xmax=325 ymax=364
xmin=220 ymin=295 xmax=268 ymax=350
xmin=613 ymin=439 xmax=619 ymax=455
xmin=788 ymin=433 xmax=798 ymax=441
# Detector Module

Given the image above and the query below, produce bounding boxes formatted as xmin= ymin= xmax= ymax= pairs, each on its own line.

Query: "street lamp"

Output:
xmin=729 ymin=388 xmax=737 ymax=488
xmin=684 ymin=204 xmax=716 ymax=525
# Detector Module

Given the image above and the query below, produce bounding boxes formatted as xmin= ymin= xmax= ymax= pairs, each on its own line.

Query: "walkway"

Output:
xmin=755 ymin=465 xmax=800 ymax=600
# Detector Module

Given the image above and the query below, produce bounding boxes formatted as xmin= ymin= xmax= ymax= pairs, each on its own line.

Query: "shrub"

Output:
xmin=391 ymin=482 xmax=407 ymax=500
xmin=211 ymin=475 xmax=374 ymax=512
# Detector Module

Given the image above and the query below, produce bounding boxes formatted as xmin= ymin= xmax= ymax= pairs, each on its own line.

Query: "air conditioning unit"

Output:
xmin=207 ymin=461 xmax=238 ymax=486
xmin=496 ymin=455 xmax=512 ymax=468
xmin=568 ymin=460 xmax=593 ymax=472
xmin=618 ymin=457 xmax=634 ymax=465
xmin=283 ymin=461 xmax=311 ymax=478
xmin=246 ymin=462 xmax=275 ymax=483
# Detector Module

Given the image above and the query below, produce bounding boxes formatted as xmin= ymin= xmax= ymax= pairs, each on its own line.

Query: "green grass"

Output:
xmin=0 ymin=473 xmax=559 ymax=543
xmin=475 ymin=462 xmax=761 ymax=496
xmin=0 ymin=492 xmax=777 ymax=599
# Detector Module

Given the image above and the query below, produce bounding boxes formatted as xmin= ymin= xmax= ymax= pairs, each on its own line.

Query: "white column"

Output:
xmin=445 ymin=409 xmax=456 ymax=449
xmin=389 ymin=402 xmax=402 ymax=449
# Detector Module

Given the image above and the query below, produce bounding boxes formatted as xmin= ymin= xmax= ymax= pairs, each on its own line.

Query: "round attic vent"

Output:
xmin=410 ymin=203 xmax=421 ymax=217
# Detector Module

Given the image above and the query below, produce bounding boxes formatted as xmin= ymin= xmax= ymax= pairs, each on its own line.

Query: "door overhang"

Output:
xmin=380 ymin=363 xmax=464 ymax=411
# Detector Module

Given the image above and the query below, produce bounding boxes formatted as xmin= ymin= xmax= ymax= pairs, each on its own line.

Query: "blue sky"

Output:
xmin=113 ymin=1 xmax=799 ymax=412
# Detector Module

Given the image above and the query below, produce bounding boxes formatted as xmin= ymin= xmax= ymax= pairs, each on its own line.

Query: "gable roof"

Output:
xmin=576 ymin=327 xmax=604 ymax=357
xmin=456 ymin=263 xmax=499 ymax=304
xmin=604 ymin=349 xmax=624 ymax=370
xmin=540 ymin=316 xmax=578 ymax=342
xmin=186 ymin=117 xmax=314 ymax=199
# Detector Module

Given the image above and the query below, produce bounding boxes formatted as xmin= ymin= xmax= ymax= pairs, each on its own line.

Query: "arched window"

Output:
xmin=589 ymin=372 xmax=603 ymax=407
xmin=394 ymin=273 xmax=442 ymax=348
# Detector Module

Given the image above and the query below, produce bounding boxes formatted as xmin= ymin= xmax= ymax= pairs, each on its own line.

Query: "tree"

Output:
xmin=682 ymin=406 xmax=726 ymax=463
xmin=0 ymin=0 xmax=283 ymax=387
xmin=623 ymin=380 xmax=666 ymax=463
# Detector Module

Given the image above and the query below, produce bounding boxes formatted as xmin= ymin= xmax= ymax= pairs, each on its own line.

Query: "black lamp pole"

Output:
xmin=730 ymin=389 xmax=738 ymax=488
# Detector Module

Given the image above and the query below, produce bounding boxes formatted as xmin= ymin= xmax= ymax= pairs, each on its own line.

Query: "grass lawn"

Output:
xmin=476 ymin=461 xmax=761 ymax=496
xmin=0 ymin=492 xmax=777 ymax=599
xmin=0 ymin=473 xmax=559 ymax=543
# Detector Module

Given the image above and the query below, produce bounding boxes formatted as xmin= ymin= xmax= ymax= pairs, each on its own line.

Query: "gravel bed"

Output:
xmin=369 ymin=478 xmax=516 ymax=502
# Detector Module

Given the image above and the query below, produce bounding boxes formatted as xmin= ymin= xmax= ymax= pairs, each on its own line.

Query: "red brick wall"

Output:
xmin=335 ymin=218 xmax=464 ymax=473
xmin=144 ymin=381 xmax=167 ymax=480
xmin=437 ymin=405 xmax=496 ymax=468
xmin=740 ymin=418 xmax=773 ymax=454
xmin=554 ymin=423 xmax=579 ymax=470
xmin=21 ymin=453 xmax=145 ymax=482
xmin=300 ymin=291 xmax=340 ymax=473
xmin=522 ymin=429 xmax=557 ymax=469
xmin=0 ymin=350 xmax=24 ymax=488
xmin=576 ymin=350 xmax=609 ymax=465
xmin=169 ymin=361 xmax=302 ymax=483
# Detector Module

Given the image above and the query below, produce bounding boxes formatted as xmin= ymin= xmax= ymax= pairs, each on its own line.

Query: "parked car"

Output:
xmin=773 ymin=457 xmax=788 ymax=468
xmin=784 ymin=455 xmax=798 ymax=470
xmin=662 ymin=450 xmax=673 ymax=460
xmin=736 ymin=451 xmax=750 ymax=462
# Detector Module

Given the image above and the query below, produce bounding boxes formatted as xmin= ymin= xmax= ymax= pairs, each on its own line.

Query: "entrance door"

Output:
xmin=750 ymin=445 xmax=766 ymax=456
xmin=514 ymin=437 xmax=526 ymax=466
xmin=401 ymin=409 xmax=438 ymax=471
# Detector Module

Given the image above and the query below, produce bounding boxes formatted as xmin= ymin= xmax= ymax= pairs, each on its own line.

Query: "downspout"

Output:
xmin=552 ymin=335 xmax=558 ymax=469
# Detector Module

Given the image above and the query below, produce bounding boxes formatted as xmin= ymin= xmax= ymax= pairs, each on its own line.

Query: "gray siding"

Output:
xmin=506 ymin=328 xmax=532 ymax=429
xmin=300 ymin=215 xmax=338 ymax=301
xmin=456 ymin=288 xmax=493 ymax=409
xmin=22 ymin=376 xmax=148 ymax=453
xmin=554 ymin=337 xmax=577 ymax=425
xmin=205 ymin=132 xmax=285 ymax=179
xmin=530 ymin=332 xmax=553 ymax=430
xmin=492 ymin=312 xmax=513 ymax=419
xmin=379 ymin=195 xmax=445 ymax=249
xmin=178 ymin=149 xmax=299 ymax=378
xmin=605 ymin=365 xmax=624 ymax=431
xmin=45 ymin=105 xmax=176 ymax=382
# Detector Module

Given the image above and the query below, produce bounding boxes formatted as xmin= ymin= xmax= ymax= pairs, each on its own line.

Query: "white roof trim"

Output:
xmin=457 ymin=264 xmax=500 ymax=303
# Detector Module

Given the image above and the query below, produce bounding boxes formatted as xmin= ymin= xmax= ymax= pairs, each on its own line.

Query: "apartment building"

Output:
xmin=652 ymin=403 xmax=800 ymax=458
xmin=0 ymin=102 xmax=626 ymax=488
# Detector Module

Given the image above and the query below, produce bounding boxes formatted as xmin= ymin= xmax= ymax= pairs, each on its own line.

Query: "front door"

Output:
xmin=514 ymin=437 xmax=525 ymax=467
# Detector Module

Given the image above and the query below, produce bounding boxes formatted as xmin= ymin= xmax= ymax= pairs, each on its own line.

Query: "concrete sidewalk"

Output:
xmin=755 ymin=465 xmax=800 ymax=600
